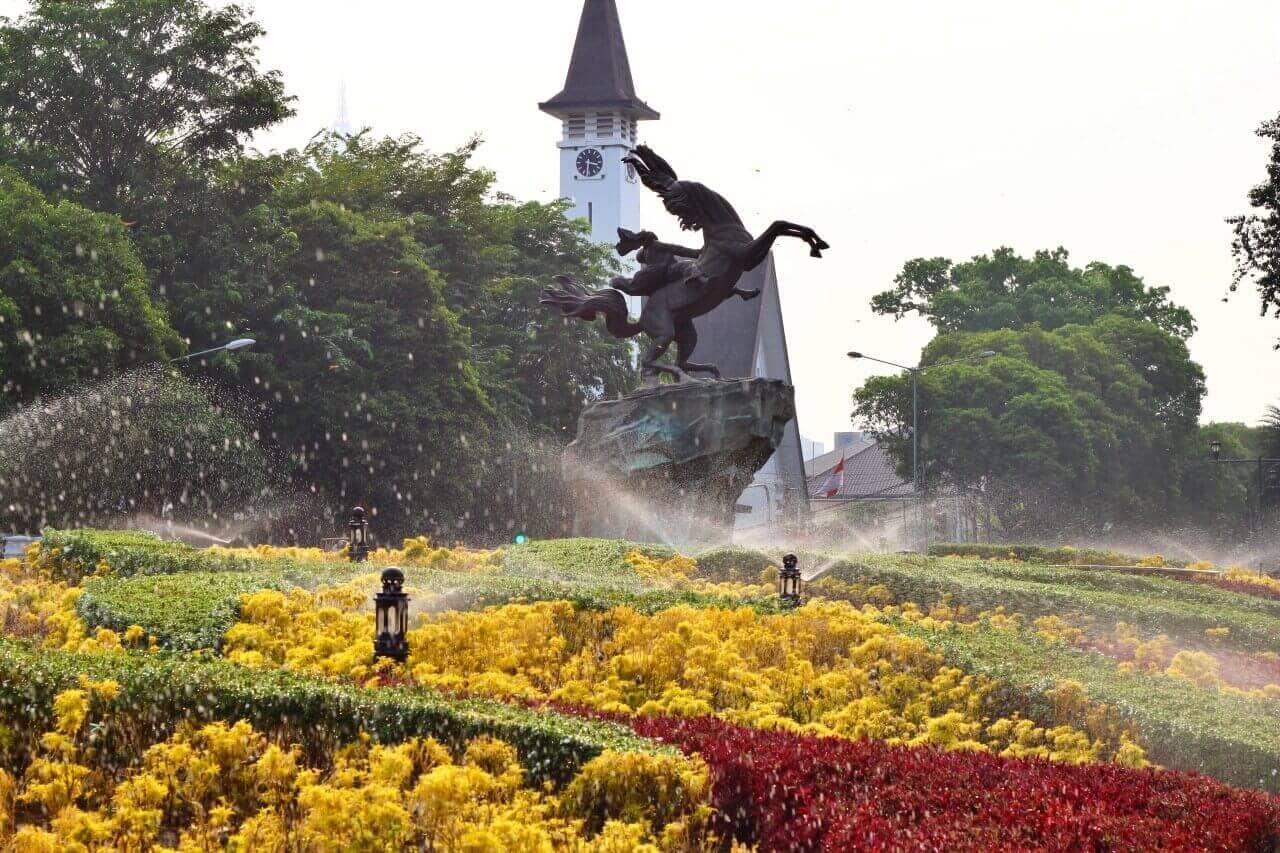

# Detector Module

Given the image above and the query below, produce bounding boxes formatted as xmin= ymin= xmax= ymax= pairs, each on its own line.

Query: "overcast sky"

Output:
xmin=6 ymin=0 xmax=1279 ymax=447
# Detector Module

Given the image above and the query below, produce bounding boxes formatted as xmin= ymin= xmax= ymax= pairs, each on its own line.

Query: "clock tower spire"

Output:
xmin=541 ymin=0 xmax=657 ymax=310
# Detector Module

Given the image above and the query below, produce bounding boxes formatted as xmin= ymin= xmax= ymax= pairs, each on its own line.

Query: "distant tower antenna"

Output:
xmin=332 ymin=80 xmax=353 ymax=137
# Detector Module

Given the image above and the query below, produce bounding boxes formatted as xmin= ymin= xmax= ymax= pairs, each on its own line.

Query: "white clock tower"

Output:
xmin=540 ymin=0 xmax=658 ymax=314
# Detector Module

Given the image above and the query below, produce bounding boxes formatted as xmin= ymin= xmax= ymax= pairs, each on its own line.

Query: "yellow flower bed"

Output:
xmin=0 ymin=557 xmax=148 ymax=654
xmin=222 ymin=585 xmax=1144 ymax=767
xmin=1 ymin=683 xmax=712 ymax=852
xmin=209 ymin=536 xmax=503 ymax=573
xmin=1223 ymin=565 xmax=1280 ymax=596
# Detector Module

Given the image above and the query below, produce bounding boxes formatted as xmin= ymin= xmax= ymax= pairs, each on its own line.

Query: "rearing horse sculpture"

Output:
xmin=540 ymin=145 xmax=828 ymax=383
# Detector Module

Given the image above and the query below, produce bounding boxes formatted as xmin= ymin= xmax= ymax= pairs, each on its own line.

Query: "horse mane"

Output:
xmin=675 ymin=181 xmax=745 ymax=229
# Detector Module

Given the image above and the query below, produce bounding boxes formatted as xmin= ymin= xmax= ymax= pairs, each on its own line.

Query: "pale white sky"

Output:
xmin=5 ymin=0 xmax=1280 ymax=445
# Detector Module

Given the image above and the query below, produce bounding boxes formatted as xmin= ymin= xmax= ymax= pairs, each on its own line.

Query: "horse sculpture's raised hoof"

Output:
xmin=540 ymin=145 xmax=827 ymax=382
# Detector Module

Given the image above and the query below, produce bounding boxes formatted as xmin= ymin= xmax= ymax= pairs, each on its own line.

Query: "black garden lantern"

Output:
xmin=374 ymin=567 xmax=410 ymax=662
xmin=779 ymin=553 xmax=802 ymax=607
xmin=348 ymin=506 xmax=369 ymax=563
xmin=1209 ymin=439 xmax=1223 ymax=462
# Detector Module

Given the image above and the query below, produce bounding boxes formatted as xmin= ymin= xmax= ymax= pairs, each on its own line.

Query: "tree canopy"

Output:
xmin=871 ymin=247 xmax=1196 ymax=339
xmin=1229 ymin=113 xmax=1280 ymax=347
xmin=0 ymin=0 xmax=635 ymax=542
xmin=0 ymin=0 xmax=292 ymax=214
xmin=0 ymin=168 xmax=180 ymax=410
xmin=854 ymin=249 xmax=1209 ymax=538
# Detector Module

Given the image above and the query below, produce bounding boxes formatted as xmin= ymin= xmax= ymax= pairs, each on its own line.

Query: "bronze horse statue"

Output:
xmin=540 ymin=145 xmax=827 ymax=383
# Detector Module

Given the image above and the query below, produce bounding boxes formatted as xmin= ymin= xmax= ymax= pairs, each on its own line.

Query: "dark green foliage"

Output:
xmin=854 ymin=251 xmax=1208 ymax=537
xmin=0 ymin=170 xmax=180 ymax=407
xmin=1264 ymin=405 xmax=1280 ymax=459
xmin=896 ymin=621 xmax=1280 ymax=793
xmin=0 ymin=370 xmax=272 ymax=534
xmin=0 ymin=639 xmax=665 ymax=784
xmin=0 ymin=0 xmax=293 ymax=213
xmin=1228 ymin=114 xmax=1280 ymax=347
xmin=145 ymin=135 xmax=635 ymax=541
xmin=871 ymin=247 xmax=1194 ymax=338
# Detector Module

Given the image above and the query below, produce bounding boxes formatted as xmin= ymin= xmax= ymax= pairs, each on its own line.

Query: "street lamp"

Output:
xmin=169 ymin=338 xmax=256 ymax=363
xmin=373 ymin=567 xmax=410 ymax=663
xmin=779 ymin=553 xmax=802 ymax=607
xmin=348 ymin=506 xmax=369 ymax=562
xmin=1206 ymin=441 xmax=1280 ymax=533
xmin=846 ymin=349 xmax=996 ymax=501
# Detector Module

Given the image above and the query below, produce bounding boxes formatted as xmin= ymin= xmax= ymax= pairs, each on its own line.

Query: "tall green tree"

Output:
xmin=0 ymin=0 xmax=292 ymax=216
xmin=1262 ymin=405 xmax=1280 ymax=460
xmin=871 ymin=247 xmax=1195 ymax=338
xmin=854 ymin=249 xmax=1206 ymax=538
xmin=1229 ymin=114 xmax=1280 ymax=347
xmin=0 ymin=168 xmax=180 ymax=411
xmin=144 ymin=135 xmax=633 ymax=539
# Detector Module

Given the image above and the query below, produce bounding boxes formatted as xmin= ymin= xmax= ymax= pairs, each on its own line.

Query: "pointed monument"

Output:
xmin=538 ymin=0 xmax=658 ymax=119
xmin=693 ymin=256 xmax=810 ymax=535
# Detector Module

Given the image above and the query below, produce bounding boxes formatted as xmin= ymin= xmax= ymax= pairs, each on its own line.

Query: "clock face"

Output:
xmin=576 ymin=148 xmax=604 ymax=178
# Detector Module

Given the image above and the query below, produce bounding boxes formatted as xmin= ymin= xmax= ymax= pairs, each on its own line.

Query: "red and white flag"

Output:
xmin=818 ymin=456 xmax=845 ymax=498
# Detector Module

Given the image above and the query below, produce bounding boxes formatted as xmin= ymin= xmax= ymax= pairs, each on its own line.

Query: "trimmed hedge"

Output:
xmin=929 ymin=542 xmax=1190 ymax=568
xmin=38 ymin=527 xmax=254 ymax=581
xmin=501 ymin=538 xmax=671 ymax=586
xmin=0 ymin=638 xmax=666 ymax=784
xmin=77 ymin=571 xmax=288 ymax=650
xmin=689 ymin=546 xmax=777 ymax=583
xmin=825 ymin=555 xmax=1280 ymax=654
xmin=896 ymin=620 xmax=1280 ymax=793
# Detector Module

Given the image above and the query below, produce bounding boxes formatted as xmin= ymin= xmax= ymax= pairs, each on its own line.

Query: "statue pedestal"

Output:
xmin=563 ymin=378 xmax=795 ymax=545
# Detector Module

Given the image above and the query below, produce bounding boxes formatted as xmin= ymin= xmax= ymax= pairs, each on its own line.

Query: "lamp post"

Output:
xmin=1208 ymin=441 xmax=1280 ymax=534
xmin=373 ymin=567 xmax=410 ymax=662
xmin=170 ymin=338 xmax=256 ymax=363
xmin=847 ymin=350 xmax=996 ymax=551
xmin=779 ymin=553 xmax=802 ymax=607
xmin=348 ymin=506 xmax=369 ymax=562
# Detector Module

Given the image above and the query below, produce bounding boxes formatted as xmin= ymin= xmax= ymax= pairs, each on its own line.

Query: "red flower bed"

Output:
xmin=1194 ymin=576 xmax=1280 ymax=603
xmin=568 ymin=710 xmax=1280 ymax=851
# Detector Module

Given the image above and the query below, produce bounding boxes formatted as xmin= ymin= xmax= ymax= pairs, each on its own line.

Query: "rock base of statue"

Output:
xmin=563 ymin=377 xmax=795 ymax=545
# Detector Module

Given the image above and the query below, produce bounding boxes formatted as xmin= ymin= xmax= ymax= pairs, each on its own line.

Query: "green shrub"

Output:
xmin=38 ymin=527 xmax=254 ymax=581
xmin=825 ymin=555 xmax=1280 ymax=654
xmin=0 ymin=638 xmax=668 ymax=784
xmin=928 ymin=542 xmax=1189 ymax=568
xmin=77 ymin=571 xmax=286 ymax=650
xmin=501 ymin=538 xmax=673 ymax=586
xmin=690 ymin=546 xmax=776 ymax=583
